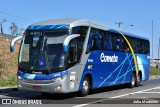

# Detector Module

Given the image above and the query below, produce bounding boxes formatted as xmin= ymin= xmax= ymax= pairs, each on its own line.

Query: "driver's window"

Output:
xmin=68 ymin=39 xmax=78 ymax=64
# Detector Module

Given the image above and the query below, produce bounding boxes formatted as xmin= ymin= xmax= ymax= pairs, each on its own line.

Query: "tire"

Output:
xmin=79 ymin=77 xmax=90 ymax=97
xmin=129 ymin=73 xmax=136 ymax=88
xmin=135 ymin=73 xmax=141 ymax=87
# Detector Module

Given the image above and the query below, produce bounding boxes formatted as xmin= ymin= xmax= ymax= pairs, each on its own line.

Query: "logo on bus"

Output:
xmin=100 ymin=53 xmax=118 ymax=63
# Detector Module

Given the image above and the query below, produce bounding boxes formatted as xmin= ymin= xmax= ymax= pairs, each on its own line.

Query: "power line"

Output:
xmin=0 ymin=15 xmax=31 ymax=24
xmin=0 ymin=15 xmax=30 ymax=26
xmin=0 ymin=10 xmax=35 ymax=22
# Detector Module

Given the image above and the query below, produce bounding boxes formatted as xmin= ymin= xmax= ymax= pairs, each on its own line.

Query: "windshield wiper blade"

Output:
xmin=41 ymin=36 xmax=47 ymax=50
xmin=44 ymin=51 xmax=51 ymax=73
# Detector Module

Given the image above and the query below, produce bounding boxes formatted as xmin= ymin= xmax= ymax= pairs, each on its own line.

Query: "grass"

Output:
xmin=150 ymin=67 xmax=160 ymax=75
xmin=0 ymin=76 xmax=17 ymax=86
xmin=0 ymin=39 xmax=19 ymax=87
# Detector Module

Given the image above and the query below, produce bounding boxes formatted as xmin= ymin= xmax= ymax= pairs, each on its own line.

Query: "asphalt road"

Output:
xmin=0 ymin=77 xmax=160 ymax=107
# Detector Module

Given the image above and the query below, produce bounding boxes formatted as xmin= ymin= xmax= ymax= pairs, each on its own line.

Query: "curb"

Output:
xmin=0 ymin=86 xmax=18 ymax=93
xmin=149 ymin=75 xmax=160 ymax=80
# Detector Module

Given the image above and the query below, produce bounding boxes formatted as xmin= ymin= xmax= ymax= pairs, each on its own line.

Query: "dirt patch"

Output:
xmin=0 ymin=39 xmax=19 ymax=82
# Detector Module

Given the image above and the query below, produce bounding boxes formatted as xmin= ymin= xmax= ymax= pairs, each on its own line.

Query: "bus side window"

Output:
xmin=137 ymin=39 xmax=142 ymax=53
xmin=112 ymin=34 xmax=123 ymax=51
xmin=86 ymin=31 xmax=93 ymax=53
xmin=103 ymin=32 xmax=112 ymax=50
xmin=131 ymin=38 xmax=137 ymax=53
xmin=142 ymin=41 xmax=146 ymax=53
xmin=112 ymin=34 xmax=118 ymax=51
xmin=146 ymin=40 xmax=150 ymax=54
xmin=71 ymin=26 xmax=88 ymax=37
xmin=123 ymin=37 xmax=130 ymax=52
xmin=142 ymin=40 xmax=150 ymax=54
xmin=95 ymin=30 xmax=101 ymax=49
xmin=117 ymin=35 xmax=123 ymax=51
xmin=87 ymin=28 xmax=100 ymax=53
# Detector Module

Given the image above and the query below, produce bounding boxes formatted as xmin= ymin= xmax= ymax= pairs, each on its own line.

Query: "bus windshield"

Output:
xmin=19 ymin=30 xmax=69 ymax=73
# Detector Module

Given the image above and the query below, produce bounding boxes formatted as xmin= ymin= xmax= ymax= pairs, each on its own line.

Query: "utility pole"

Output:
xmin=158 ymin=37 xmax=160 ymax=74
xmin=115 ymin=22 xmax=124 ymax=28
xmin=0 ymin=19 xmax=6 ymax=34
xmin=152 ymin=21 xmax=154 ymax=65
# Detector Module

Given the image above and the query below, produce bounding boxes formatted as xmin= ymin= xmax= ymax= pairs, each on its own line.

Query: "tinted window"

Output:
xmin=102 ymin=32 xmax=112 ymax=50
xmin=86 ymin=28 xmax=101 ymax=53
xmin=68 ymin=26 xmax=89 ymax=66
xmin=68 ymin=39 xmax=78 ymax=64
xmin=71 ymin=26 xmax=88 ymax=36
xmin=142 ymin=40 xmax=150 ymax=54
xmin=86 ymin=29 xmax=150 ymax=54
xmin=112 ymin=34 xmax=124 ymax=51
xmin=127 ymin=36 xmax=150 ymax=54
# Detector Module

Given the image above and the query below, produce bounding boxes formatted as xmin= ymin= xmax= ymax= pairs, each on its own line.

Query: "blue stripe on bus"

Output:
xmin=10 ymin=45 xmax=14 ymax=52
xmin=27 ymin=24 xmax=70 ymax=30
xmin=63 ymin=45 xmax=68 ymax=52
xmin=17 ymin=70 xmax=68 ymax=80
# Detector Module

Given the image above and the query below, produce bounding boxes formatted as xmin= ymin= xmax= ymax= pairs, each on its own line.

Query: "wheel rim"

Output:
xmin=131 ymin=75 xmax=135 ymax=86
xmin=82 ymin=80 xmax=89 ymax=93
xmin=137 ymin=74 xmax=140 ymax=83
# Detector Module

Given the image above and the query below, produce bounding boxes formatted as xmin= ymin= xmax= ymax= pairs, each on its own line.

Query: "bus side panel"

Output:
xmin=136 ymin=53 xmax=150 ymax=81
xmin=81 ymin=50 xmax=135 ymax=89
xmin=67 ymin=66 xmax=79 ymax=92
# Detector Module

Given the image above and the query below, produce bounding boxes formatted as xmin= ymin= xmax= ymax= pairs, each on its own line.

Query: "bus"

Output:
xmin=10 ymin=18 xmax=150 ymax=96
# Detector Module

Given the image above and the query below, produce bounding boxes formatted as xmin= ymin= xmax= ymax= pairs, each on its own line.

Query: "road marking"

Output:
xmin=73 ymin=104 xmax=89 ymax=107
xmin=139 ymin=92 xmax=160 ymax=94
xmin=111 ymin=86 xmax=160 ymax=98
xmin=73 ymin=86 xmax=160 ymax=107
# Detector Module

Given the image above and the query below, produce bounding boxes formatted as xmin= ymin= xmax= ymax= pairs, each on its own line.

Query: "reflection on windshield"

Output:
xmin=19 ymin=30 xmax=68 ymax=73
xmin=47 ymin=44 xmax=65 ymax=70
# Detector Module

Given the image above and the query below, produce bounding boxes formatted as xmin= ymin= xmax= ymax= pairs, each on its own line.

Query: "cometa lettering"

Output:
xmin=100 ymin=53 xmax=118 ymax=62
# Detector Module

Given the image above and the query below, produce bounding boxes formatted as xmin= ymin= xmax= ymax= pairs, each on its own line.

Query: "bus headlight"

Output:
xmin=18 ymin=76 xmax=22 ymax=80
xmin=52 ymin=76 xmax=66 ymax=82
xmin=18 ymin=76 xmax=25 ymax=81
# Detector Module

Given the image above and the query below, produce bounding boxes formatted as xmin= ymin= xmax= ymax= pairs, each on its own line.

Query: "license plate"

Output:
xmin=33 ymin=86 xmax=41 ymax=90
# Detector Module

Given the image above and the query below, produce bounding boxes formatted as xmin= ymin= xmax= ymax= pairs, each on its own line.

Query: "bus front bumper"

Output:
xmin=17 ymin=76 xmax=68 ymax=93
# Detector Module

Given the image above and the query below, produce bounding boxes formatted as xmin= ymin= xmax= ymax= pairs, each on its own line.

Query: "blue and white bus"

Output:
xmin=11 ymin=18 xmax=150 ymax=96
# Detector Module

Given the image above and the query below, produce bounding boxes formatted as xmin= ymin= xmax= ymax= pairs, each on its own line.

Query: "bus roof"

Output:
xmin=28 ymin=18 xmax=149 ymax=40
xmin=32 ymin=18 xmax=89 ymax=26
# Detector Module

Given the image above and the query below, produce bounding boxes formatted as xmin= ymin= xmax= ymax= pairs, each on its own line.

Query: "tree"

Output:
xmin=0 ymin=19 xmax=6 ymax=34
xmin=10 ymin=22 xmax=18 ymax=36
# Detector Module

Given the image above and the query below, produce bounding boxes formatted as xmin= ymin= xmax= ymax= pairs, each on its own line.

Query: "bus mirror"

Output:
xmin=63 ymin=34 xmax=80 ymax=52
xmin=10 ymin=36 xmax=23 ymax=52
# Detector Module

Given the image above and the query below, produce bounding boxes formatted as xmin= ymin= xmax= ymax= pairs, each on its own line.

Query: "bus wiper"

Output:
xmin=31 ymin=40 xmax=42 ymax=65
xmin=45 ymin=50 xmax=51 ymax=74
xmin=42 ymin=35 xmax=51 ymax=74
xmin=41 ymin=36 xmax=47 ymax=50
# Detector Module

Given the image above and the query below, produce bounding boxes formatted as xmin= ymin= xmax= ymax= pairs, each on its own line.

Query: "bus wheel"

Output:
xmin=79 ymin=77 xmax=90 ymax=97
xmin=130 ymin=73 xmax=136 ymax=88
xmin=135 ymin=73 xmax=141 ymax=87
